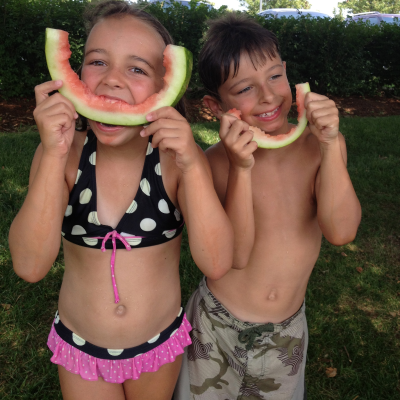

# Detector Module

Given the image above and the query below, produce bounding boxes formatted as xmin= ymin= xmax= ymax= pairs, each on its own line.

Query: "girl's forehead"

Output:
xmin=86 ymin=15 xmax=165 ymax=53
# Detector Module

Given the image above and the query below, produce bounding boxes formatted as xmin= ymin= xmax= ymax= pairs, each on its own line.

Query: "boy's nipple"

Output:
xmin=115 ymin=305 xmax=127 ymax=316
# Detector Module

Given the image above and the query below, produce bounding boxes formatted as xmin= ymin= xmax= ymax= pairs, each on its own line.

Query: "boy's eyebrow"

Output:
xmin=85 ymin=49 xmax=155 ymax=70
xmin=228 ymin=64 xmax=283 ymax=91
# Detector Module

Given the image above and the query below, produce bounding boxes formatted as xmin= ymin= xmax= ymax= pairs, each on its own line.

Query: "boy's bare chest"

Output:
xmin=251 ymin=150 xmax=320 ymax=226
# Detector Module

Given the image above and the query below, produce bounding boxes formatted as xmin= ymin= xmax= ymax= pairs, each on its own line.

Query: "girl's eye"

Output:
xmin=238 ymin=86 xmax=251 ymax=94
xmin=90 ymin=60 xmax=105 ymax=66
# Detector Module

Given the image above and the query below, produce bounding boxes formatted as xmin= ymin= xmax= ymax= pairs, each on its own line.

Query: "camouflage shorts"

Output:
xmin=174 ymin=278 xmax=308 ymax=400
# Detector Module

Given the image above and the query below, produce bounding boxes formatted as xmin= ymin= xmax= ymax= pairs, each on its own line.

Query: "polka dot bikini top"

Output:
xmin=62 ymin=130 xmax=184 ymax=303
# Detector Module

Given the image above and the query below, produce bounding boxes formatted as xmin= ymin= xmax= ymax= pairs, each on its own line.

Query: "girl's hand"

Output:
xmin=33 ymin=80 xmax=78 ymax=158
xmin=220 ymin=112 xmax=257 ymax=171
xmin=304 ymin=92 xmax=340 ymax=146
xmin=140 ymin=107 xmax=201 ymax=173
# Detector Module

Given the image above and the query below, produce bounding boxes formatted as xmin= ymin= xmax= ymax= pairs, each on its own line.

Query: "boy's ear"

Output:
xmin=203 ymin=95 xmax=224 ymax=120
xmin=283 ymin=61 xmax=287 ymax=70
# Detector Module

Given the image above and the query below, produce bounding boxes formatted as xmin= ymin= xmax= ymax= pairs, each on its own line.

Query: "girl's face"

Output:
xmin=81 ymin=15 xmax=166 ymax=144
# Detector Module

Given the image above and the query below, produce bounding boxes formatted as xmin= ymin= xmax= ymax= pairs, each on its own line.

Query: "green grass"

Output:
xmin=1 ymin=118 xmax=400 ymax=399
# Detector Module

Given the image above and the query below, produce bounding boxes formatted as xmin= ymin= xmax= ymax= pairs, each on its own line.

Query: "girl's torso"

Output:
xmin=58 ymin=129 xmax=184 ymax=349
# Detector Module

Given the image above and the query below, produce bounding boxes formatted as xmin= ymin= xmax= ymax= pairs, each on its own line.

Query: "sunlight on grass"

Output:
xmin=1 ymin=117 xmax=400 ymax=399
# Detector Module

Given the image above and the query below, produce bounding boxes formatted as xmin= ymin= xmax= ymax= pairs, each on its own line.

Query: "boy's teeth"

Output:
xmin=259 ymin=107 xmax=279 ymax=117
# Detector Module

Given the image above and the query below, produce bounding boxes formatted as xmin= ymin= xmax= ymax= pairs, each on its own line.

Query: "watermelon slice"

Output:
xmin=45 ymin=28 xmax=193 ymax=126
xmin=227 ymin=82 xmax=310 ymax=149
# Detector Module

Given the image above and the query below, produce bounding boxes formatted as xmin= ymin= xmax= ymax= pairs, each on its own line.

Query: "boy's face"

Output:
xmin=206 ymin=52 xmax=292 ymax=136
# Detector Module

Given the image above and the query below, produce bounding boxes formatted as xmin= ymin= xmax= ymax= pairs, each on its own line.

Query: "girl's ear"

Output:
xmin=203 ymin=96 xmax=224 ymax=120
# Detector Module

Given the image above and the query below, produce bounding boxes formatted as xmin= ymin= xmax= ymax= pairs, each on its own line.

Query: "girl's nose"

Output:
xmin=102 ymin=67 xmax=125 ymax=89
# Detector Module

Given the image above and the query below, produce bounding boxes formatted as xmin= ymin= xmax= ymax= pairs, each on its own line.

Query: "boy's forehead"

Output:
xmin=222 ymin=52 xmax=282 ymax=85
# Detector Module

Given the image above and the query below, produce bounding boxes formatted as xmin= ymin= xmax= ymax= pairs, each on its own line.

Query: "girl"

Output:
xmin=8 ymin=1 xmax=234 ymax=399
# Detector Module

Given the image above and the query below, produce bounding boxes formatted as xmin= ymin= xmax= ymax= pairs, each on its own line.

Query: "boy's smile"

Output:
xmin=215 ymin=52 xmax=292 ymax=136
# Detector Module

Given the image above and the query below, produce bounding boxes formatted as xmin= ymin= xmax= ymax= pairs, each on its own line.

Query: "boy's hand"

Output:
xmin=33 ymin=80 xmax=78 ymax=158
xmin=141 ymin=106 xmax=201 ymax=173
xmin=220 ymin=112 xmax=257 ymax=171
xmin=304 ymin=92 xmax=339 ymax=145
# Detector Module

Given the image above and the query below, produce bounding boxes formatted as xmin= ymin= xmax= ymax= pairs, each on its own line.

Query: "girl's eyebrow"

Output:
xmin=85 ymin=49 xmax=155 ymax=71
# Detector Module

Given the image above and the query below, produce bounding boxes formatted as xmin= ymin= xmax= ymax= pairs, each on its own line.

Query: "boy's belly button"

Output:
xmin=115 ymin=305 xmax=127 ymax=316
xmin=267 ymin=289 xmax=277 ymax=301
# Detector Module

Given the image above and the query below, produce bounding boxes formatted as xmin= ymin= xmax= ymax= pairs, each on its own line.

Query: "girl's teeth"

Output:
xmin=100 ymin=122 xmax=116 ymax=127
xmin=259 ymin=107 xmax=279 ymax=117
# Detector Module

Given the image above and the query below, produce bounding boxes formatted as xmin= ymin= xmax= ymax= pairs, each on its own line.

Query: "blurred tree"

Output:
xmin=240 ymin=0 xmax=311 ymax=16
xmin=338 ymin=0 xmax=400 ymax=14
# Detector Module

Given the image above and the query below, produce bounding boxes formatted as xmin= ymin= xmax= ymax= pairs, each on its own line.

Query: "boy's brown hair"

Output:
xmin=198 ymin=13 xmax=281 ymax=101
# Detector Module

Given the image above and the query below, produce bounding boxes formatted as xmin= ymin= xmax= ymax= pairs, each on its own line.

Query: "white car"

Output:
xmin=258 ymin=8 xmax=331 ymax=19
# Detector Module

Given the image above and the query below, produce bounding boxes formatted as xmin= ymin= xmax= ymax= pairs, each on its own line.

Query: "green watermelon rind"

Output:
xmin=253 ymin=82 xmax=311 ymax=149
xmin=45 ymin=28 xmax=193 ymax=126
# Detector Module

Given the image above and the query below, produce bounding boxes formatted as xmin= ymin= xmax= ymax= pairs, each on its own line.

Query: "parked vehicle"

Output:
xmin=348 ymin=11 xmax=400 ymax=25
xmin=258 ymin=8 xmax=331 ymax=19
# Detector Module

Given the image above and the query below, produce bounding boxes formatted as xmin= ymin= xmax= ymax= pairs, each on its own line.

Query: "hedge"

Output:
xmin=0 ymin=0 xmax=399 ymax=99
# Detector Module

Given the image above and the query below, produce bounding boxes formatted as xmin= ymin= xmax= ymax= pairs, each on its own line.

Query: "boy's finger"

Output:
xmin=146 ymin=106 xmax=186 ymax=123
xmin=35 ymin=80 xmax=63 ymax=105
xmin=304 ymin=92 xmax=329 ymax=108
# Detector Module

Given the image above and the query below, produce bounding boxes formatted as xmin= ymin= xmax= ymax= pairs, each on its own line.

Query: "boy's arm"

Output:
xmin=206 ymin=114 xmax=258 ymax=269
xmin=306 ymin=93 xmax=361 ymax=245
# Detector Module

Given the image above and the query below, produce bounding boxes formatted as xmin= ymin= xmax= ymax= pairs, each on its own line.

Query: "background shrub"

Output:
xmin=0 ymin=0 xmax=399 ymax=99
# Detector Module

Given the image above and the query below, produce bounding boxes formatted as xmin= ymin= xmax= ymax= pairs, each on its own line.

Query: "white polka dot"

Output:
xmin=178 ymin=307 xmax=183 ymax=317
xmin=83 ymin=237 xmax=98 ymax=246
xmin=170 ymin=329 xmax=178 ymax=338
xmin=126 ymin=200 xmax=138 ymax=214
xmin=140 ymin=179 xmax=151 ymax=196
xmin=64 ymin=205 xmax=72 ymax=217
xmin=146 ymin=143 xmax=153 ymax=155
xmin=163 ymin=229 xmax=176 ymax=239
xmin=134 ymin=353 xmax=143 ymax=358
xmin=147 ymin=333 xmax=160 ymax=343
xmin=158 ymin=199 xmax=170 ymax=214
xmin=55 ymin=311 xmax=60 ymax=324
xmin=75 ymin=169 xmax=82 ymax=184
xmin=71 ymin=225 xmax=87 ymax=235
xmin=89 ymin=152 xmax=96 ymax=165
xmin=120 ymin=232 xmax=142 ymax=246
xmin=79 ymin=188 xmax=92 ymax=204
xmin=61 ymin=231 xmax=65 ymax=237
xmin=107 ymin=349 xmax=124 ymax=356
xmin=140 ymin=218 xmax=156 ymax=231
xmin=84 ymin=136 xmax=88 ymax=145
xmin=72 ymin=333 xmax=86 ymax=346
xmin=155 ymin=163 xmax=161 ymax=176
xmin=174 ymin=209 xmax=181 ymax=221
xmin=88 ymin=211 xmax=101 ymax=225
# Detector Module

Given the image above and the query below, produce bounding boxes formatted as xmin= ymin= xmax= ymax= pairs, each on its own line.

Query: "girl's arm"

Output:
xmin=305 ymin=92 xmax=361 ymax=245
xmin=141 ymin=107 xmax=234 ymax=280
xmin=8 ymin=80 xmax=77 ymax=282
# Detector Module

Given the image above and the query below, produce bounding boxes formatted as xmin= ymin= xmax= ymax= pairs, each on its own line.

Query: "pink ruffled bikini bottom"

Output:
xmin=47 ymin=308 xmax=192 ymax=383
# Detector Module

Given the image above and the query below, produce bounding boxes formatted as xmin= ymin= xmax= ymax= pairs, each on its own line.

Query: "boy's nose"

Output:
xmin=259 ymin=85 xmax=274 ymax=103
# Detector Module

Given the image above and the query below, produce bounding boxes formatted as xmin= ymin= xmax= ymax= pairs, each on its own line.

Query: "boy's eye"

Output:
xmin=131 ymin=67 xmax=146 ymax=75
xmin=271 ymin=74 xmax=282 ymax=80
xmin=238 ymin=86 xmax=251 ymax=94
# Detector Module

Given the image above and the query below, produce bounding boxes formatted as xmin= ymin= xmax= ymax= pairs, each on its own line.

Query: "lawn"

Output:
xmin=1 ymin=117 xmax=399 ymax=399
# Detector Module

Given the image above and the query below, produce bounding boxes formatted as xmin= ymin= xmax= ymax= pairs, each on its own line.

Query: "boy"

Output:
xmin=174 ymin=13 xmax=361 ymax=400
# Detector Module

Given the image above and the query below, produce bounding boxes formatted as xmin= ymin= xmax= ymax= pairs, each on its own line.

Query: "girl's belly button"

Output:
xmin=115 ymin=305 xmax=127 ymax=316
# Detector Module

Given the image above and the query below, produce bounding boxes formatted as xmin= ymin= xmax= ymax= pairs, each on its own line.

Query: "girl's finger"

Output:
xmin=34 ymin=80 xmax=63 ymax=106
xmin=141 ymin=118 xmax=186 ymax=137
xmin=151 ymin=128 xmax=181 ymax=148
xmin=146 ymin=106 xmax=186 ymax=123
